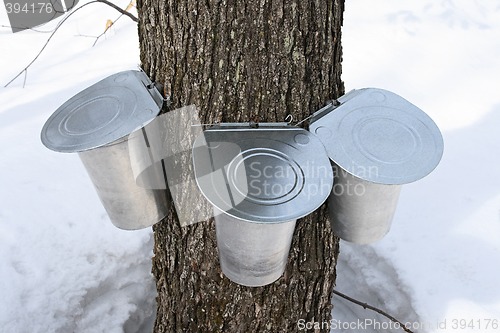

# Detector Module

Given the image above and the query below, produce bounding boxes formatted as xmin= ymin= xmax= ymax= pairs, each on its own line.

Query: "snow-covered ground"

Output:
xmin=0 ymin=2 xmax=157 ymax=332
xmin=334 ymin=1 xmax=500 ymax=332
xmin=1 ymin=1 xmax=499 ymax=332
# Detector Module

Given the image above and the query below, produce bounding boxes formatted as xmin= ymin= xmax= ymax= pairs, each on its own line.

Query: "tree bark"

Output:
xmin=136 ymin=0 xmax=345 ymax=332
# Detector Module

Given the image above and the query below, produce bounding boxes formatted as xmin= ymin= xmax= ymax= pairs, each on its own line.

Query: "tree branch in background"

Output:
xmin=332 ymin=289 xmax=415 ymax=333
xmin=4 ymin=0 xmax=137 ymax=88
xmin=96 ymin=0 xmax=137 ymax=22
xmin=1 ymin=25 xmax=54 ymax=33
xmin=92 ymin=0 xmax=137 ymax=46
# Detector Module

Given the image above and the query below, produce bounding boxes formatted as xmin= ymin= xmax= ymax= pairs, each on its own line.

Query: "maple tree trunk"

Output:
xmin=137 ymin=0 xmax=345 ymax=331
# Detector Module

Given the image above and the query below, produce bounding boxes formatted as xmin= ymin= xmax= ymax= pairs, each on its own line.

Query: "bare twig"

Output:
xmin=332 ymin=289 xmax=415 ymax=333
xmin=74 ymin=33 xmax=101 ymax=38
xmin=1 ymin=25 xmax=54 ymax=33
xmin=4 ymin=0 xmax=138 ymax=88
xmin=4 ymin=1 xmax=98 ymax=87
xmin=96 ymin=0 xmax=137 ymax=22
xmin=92 ymin=14 xmax=122 ymax=46
xmin=92 ymin=0 xmax=137 ymax=46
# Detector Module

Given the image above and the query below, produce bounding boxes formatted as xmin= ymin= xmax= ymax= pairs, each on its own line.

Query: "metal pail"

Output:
xmin=41 ymin=70 xmax=169 ymax=230
xmin=310 ymin=88 xmax=444 ymax=244
xmin=193 ymin=124 xmax=333 ymax=286
xmin=78 ymin=136 xmax=169 ymax=230
xmin=214 ymin=208 xmax=297 ymax=287
xmin=329 ymin=164 xmax=401 ymax=244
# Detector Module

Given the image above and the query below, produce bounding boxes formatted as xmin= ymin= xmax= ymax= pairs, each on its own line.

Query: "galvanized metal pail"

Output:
xmin=328 ymin=166 xmax=402 ymax=244
xmin=213 ymin=207 xmax=297 ymax=287
xmin=193 ymin=124 xmax=333 ymax=286
xmin=41 ymin=70 xmax=169 ymax=230
xmin=310 ymin=88 xmax=444 ymax=244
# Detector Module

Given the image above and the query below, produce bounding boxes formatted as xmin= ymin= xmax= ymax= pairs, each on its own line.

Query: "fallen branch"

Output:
xmin=332 ymin=289 xmax=414 ymax=333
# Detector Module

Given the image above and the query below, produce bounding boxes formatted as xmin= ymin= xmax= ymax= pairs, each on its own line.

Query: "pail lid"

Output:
xmin=41 ymin=70 xmax=164 ymax=152
xmin=310 ymin=88 xmax=444 ymax=185
xmin=192 ymin=124 xmax=333 ymax=223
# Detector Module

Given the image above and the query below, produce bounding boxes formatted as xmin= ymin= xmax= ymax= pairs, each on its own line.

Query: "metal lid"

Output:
xmin=310 ymin=88 xmax=444 ymax=185
xmin=41 ymin=70 xmax=164 ymax=152
xmin=192 ymin=124 xmax=334 ymax=223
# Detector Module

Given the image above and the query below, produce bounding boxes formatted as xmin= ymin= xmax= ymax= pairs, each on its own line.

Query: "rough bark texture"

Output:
xmin=137 ymin=0 xmax=345 ymax=332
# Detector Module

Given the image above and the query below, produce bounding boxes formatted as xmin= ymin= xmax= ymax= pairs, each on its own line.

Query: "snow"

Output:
xmin=333 ymin=1 xmax=500 ymax=332
xmin=1 ymin=0 xmax=500 ymax=332
xmin=1 ymin=2 xmax=156 ymax=333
